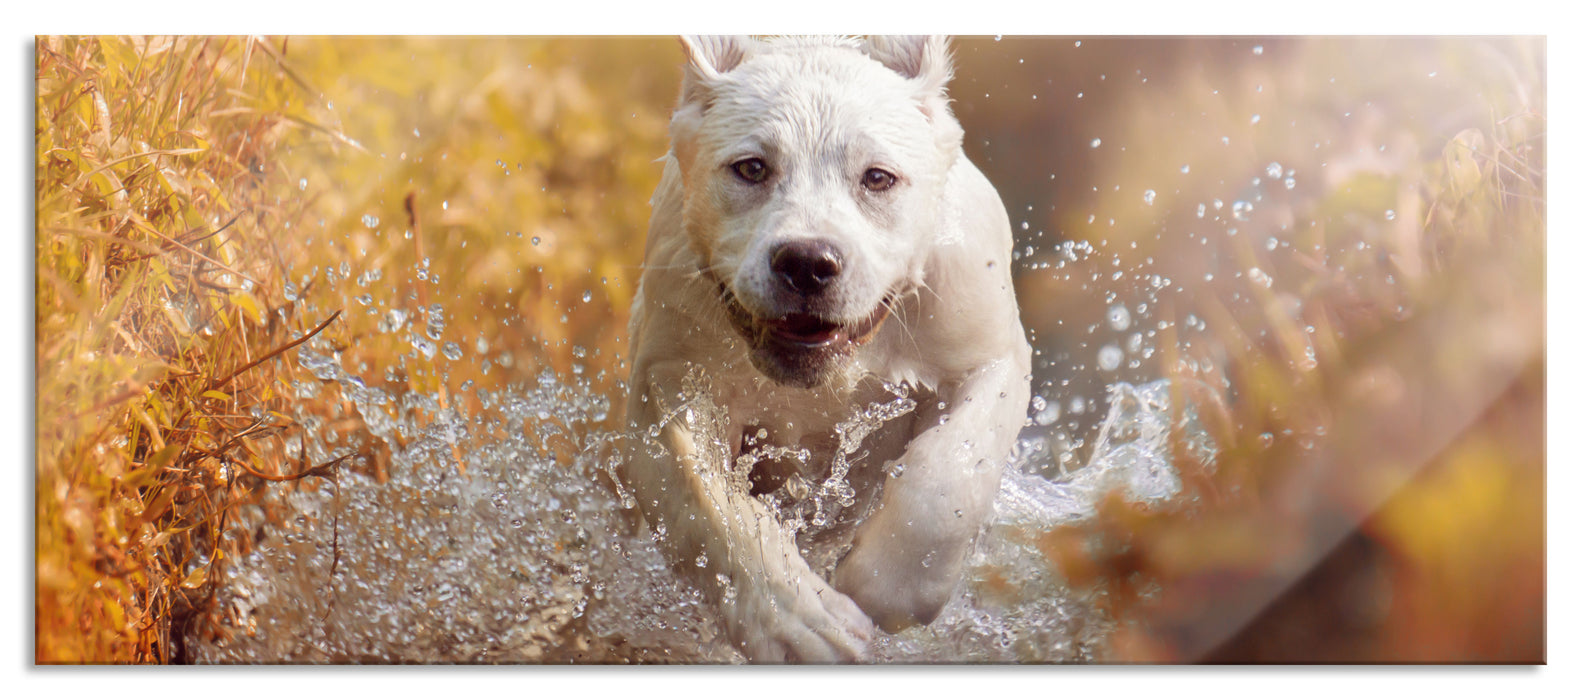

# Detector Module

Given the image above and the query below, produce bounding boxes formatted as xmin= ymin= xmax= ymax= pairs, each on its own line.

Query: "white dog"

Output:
xmin=622 ymin=35 xmax=1031 ymax=662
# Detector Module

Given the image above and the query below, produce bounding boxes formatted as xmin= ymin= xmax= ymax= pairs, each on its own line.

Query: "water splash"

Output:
xmin=192 ymin=351 xmax=741 ymax=663
xmin=193 ymin=346 xmax=1212 ymax=663
xmin=996 ymin=379 xmax=1208 ymax=529
xmin=868 ymin=379 xmax=1213 ymax=662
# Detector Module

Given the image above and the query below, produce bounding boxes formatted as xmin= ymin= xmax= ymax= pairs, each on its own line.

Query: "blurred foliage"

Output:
xmin=959 ymin=36 xmax=1544 ymax=662
xmin=269 ymin=38 xmax=676 ymax=402
xmin=36 ymin=36 xmax=1544 ymax=663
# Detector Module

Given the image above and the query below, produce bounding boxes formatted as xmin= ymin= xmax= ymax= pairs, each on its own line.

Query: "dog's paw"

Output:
xmin=721 ymin=572 xmax=876 ymax=663
xmin=832 ymin=531 xmax=961 ymax=634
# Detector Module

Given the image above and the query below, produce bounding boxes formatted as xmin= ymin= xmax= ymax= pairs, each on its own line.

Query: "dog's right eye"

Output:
xmin=731 ymin=158 xmax=769 ymax=184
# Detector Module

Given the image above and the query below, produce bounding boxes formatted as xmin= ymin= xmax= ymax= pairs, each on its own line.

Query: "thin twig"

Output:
xmin=125 ymin=213 xmax=244 ymax=264
xmin=135 ymin=221 xmax=260 ymax=287
xmin=206 ymin=309 xmax=341 ymax=391
xmin=233 ymin=451 xmax=353 ymax=483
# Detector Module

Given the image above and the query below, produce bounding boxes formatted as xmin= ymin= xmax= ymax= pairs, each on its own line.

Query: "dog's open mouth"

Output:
xmin=764 ymin=306 xmax=890 ymax=348
xmin=707 ymin=273 xmax=895 ymax=387
xmin=717 ymin=281 xmax=891 ymax=350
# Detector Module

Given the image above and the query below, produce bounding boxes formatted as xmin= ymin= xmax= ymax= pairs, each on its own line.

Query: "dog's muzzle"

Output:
xmin=711 ymin=273 xmax=892 ymax=388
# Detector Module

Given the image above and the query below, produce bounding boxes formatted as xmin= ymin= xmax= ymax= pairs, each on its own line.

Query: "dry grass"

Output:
xmin=35 ymin=35 xmax=319 ymax=663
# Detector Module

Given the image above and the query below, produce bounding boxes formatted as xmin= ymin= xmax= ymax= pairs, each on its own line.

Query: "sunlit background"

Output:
xmin=35 ymin=35 xmax=1544 ymax=663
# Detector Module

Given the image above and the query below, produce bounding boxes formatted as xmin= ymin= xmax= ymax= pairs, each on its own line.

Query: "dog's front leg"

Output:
xmin=623 ymin=361 xmax=875 ymax=662
xmin=831 ymin=356 xmax=1030 ymax=632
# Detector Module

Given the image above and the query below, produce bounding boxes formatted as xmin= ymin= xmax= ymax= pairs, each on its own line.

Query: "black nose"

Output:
xmin=770 ymin=240 xmax=843 ymax=296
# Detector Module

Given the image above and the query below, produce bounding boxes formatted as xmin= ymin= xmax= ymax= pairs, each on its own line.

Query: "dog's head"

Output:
xmin=668 ymin=36 xmax=966 ymax=388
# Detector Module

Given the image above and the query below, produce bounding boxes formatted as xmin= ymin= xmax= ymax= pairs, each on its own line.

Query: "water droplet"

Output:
xmin=1032 ymin=395 xmax=1060 ymax=426
xmin=1090 ymin=138 xmax=1102 ymax=148
xmin=694 ymin=553 xmax=708 ymax=567
xmin=1232 ymin=200 xmax=1254 ymax=221
xmin=581 ymin=290 xmax=593 ymax=303
xmin=442 ymin=342 xmax=463 ymax=361
xmin=412 ymin=336 xmax=437 ymax=360
xmin=362 ymin=214 xmax=379 ymax=228
xmin=1266 ymin=162 xmax=1284 ymax=179
xmin=531 ymin=236 xmax=541 ymax=246
xmin=1298 ymin=344 xmax=1318 ymax=371
xmin=1253 ymin=45 xmax=1264 ymax=55
xmin=298 ymin=178 xmax=307 ymax=190
xmin=1180 ymin=164 xmax=1191 ymax=174
xmin=1142 ymin=189 xmax=1156 ymax=206
xmin=1384 ymin=209 xmax=1396 ymax=221
xmin=1248 ymin=267 xmax=1273 ymax=289
xmin=1097 ymin=344 xmax=1123 ymax=372
xmin=1250 ymin=114 xmax=1261 ymax=125
xmin=1107 ymin=304 xmax=1131 ymax=331
xmin=1127 ymin=332 xmax=1144 ymax=354
xmin=426 ymin=307 xmax=446 ymax=340
xmin=385 ymin=308 xmax=408 ymax=333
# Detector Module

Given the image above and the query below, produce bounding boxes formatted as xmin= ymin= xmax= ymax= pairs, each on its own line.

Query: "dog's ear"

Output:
xmin=864 ymin=35 xmax=954 ymax=96
xmin=863 ymin=35 xmax=963 ymax=153
xmin=678 ymin=35 xmax=754 ymax=106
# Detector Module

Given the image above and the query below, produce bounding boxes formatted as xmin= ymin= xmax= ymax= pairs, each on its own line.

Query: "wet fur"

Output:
xmin=622 ymin=35 xmax=1032 ymax=663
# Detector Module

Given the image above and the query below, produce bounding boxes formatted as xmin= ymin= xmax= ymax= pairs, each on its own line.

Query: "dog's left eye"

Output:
xmin=732 ymin=158 xmax=770 ymax=184
xmin=861 ymin=168 xmax=898 ymax=192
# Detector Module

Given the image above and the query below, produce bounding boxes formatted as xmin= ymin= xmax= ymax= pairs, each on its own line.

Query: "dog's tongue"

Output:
xmin=771 ymin=313 xmax=843 ymax=346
